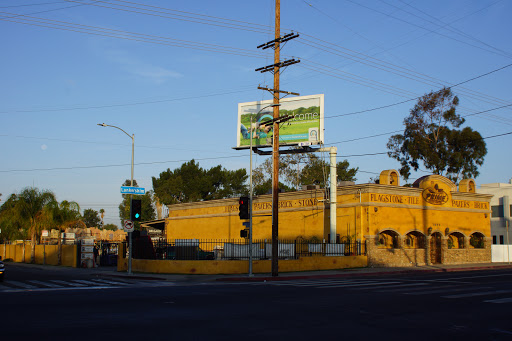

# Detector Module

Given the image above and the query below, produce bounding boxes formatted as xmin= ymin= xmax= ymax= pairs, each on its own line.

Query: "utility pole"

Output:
xmin=255 ymin=0 xmax=299 ymax=277
xmin=271 ymin=0 xmax=281 ymax=279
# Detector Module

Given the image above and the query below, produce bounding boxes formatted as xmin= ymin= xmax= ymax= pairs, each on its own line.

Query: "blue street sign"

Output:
xmin=120 ymin=186 xmax=146 ymax=195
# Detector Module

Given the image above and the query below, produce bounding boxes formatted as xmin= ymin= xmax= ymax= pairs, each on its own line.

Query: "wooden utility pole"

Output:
xmin=255 ymin=0 xmax=300 ymax=277
xmin=271 ymin=0 xmax=281 ymax=277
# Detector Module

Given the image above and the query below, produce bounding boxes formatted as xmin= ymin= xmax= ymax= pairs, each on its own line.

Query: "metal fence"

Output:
xmin=135 ymin=238 xmax=366 ymax=260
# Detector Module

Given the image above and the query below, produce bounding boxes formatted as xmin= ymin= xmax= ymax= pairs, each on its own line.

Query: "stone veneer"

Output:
xmin=366 ymin=235 xmax=491 ymax=267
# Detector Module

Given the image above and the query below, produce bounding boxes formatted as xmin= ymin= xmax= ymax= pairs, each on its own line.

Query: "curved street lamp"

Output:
xmin=97 ymin=123 xmax=135 ymax=275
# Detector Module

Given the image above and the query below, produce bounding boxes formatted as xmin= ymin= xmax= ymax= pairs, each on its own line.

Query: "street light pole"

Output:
xmin=97 ymin=123 xmax=134 ymax=275
xmin=249 ymin=103 xmax=280 ymax=277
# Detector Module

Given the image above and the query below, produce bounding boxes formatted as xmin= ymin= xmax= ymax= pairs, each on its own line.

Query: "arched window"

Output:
xmin=378 ymin=230 xmax=399 ymax=249
xmin=469 ymin=232 xmax=485 ymax=249
xmin=404 ymin=231 xmax=426 ymax=249
xmin=448 ymin=232 xmax=465 ymax=249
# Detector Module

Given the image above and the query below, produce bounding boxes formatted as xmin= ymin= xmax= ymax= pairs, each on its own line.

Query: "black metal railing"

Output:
xmin=134 ymin=238 xmax=366 ymax=260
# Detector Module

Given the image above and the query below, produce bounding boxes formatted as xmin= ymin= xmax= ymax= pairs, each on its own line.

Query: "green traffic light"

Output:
xmin=135 ymin=213 xmax=140 ymax=218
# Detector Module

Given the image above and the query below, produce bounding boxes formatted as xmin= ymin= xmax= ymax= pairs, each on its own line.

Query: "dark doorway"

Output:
xmin=430 ymin=232 xmax=442 ymax=264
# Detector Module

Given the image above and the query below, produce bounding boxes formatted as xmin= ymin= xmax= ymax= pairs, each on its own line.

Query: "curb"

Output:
xmin=215 ymin=264 xmax=512 ymax=282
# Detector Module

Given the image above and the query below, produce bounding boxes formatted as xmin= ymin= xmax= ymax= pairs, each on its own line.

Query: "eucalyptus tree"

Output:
xmin=387 ymin=87 xmax=487 ymax=183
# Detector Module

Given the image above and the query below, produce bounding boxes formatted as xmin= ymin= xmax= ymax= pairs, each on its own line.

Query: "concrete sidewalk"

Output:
xmin=91 ymin=262 xmax=512 ymax=282
xmin=7 ymin=261 xmax=512 ymax=283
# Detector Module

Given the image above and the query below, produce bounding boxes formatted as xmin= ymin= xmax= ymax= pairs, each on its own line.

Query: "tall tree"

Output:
xmin=0 ymin=194 xmax=26 ymax=242
xmin=387 ymin=87 xmax=487 ymax=182
xmin=99 ymin=208 xmax=105 ymax=226
xmin=253 ymin=152 xmax=358 ymax=193
xmin=152 ymin=160 xmax=248 ymax=205
xmin=103 ymin=223 xmax=118 ymax=231
xmin=51 ymin=200 xmax=82 ymax=265
xmin=118 ymin=180 xmax=156 ymax=229
xmin=83 ymin=208 xmax=101 ymax=228
xmin=16 ymin=188 xmax=56 ymax=263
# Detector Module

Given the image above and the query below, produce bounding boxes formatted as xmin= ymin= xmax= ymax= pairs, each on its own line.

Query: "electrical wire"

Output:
xmin=0 ymin=12 xmax=271 ymax=58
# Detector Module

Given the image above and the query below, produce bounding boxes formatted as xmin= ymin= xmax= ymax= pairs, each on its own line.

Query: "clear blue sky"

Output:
xmin=1 ymin=0 xmax=511 ymax=227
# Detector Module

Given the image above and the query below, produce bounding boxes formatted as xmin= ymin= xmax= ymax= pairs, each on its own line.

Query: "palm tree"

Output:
xmin=16 ymin=188 xmax=56 ymax=263
xmin=99 ymin=209 xmax=105 ymax=227
xmin=51 ymin=200 xmax=82 ymax=265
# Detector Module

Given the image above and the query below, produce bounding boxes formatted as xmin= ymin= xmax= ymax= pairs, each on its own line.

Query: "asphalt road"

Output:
xmin=1 ymin=264 xmax=512 ymax=340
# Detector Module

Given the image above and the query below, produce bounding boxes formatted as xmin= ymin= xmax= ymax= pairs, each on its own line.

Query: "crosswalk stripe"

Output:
xmin=404 ymin=286 xmax=490 ymax=296
xmin=442 ymin=290 xmax=512 ymax=299
xmin=484 ymin=297 xmax=512 ymax=304
xmin=3 ymin=280 xmax=37 ymax=289
xmin=49 ymin=280 xmax=86 ymax=287
xmin=71 ymin=279 xmax=106 ymax=286
xmin=321 ymin=281 xmax=401 ymax=288
xmin=270 ymin=280 xmax=379 ymax=287
xmin=359 ymin=283 xmax=429 ymax=292
xmin=27 ymin=280 xmax=63 ymax=288
xmin=89 ymin=279 xmax=131 ymax=286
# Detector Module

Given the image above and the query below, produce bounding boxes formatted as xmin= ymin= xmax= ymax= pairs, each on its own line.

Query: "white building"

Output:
xmin=478 ymin=182 xmax=512 ymax=245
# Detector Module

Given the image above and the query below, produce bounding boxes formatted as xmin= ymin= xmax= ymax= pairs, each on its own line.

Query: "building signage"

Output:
xmin=370 ymin=194 xmax=419 ymax=205
xmin=225 ymin=198 xmax=319 ymax=213
xmin=369 ymin=192 xmax=489 ymax=210
xmin=422 ymin=186 xmax=449 ymax=205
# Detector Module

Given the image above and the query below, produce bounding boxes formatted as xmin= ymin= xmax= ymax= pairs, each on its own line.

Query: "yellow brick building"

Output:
xmin=164 ymin=170 xmax=492 ymax=267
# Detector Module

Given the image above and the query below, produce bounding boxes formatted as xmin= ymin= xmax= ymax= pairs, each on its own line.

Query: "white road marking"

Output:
xmin=71 ymin=279 xmax=106 ymax=286
xmin=321 ymin=281 xmax=401 ymax=288
xmin=270 ymin=280 xmax=380 ymax=287
xmin=89 ymin=278 xmax=131 ymax=286
xmin=27 ymin=280 xmax=63 ymax=288
xmin=49 ymin=280 xmax=86 ymax=287
xmin=442 ymin=290 xmax=512 ymax=299
xmin=484 ymin=297 xmax=512 ymax=304
xmin=359 ymin=283 xmax=429 ymax=292
xmin=404 ymin=286 xmax=490 ymax=295
xmin=3 ymin=281 xmax=37 ymax=289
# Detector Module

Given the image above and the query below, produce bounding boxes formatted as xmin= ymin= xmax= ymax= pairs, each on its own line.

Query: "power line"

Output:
xmin=0 ymin=87 xmax=255 ymax=114
xmin=344 ymin=0 xmax=512 ymax=60
xmin=0 ymin=12 xmax=271 ymax=58
xmin=0 ymin=155 xmax=246 ymax=173
xmin=61 ymin=0 xmax=272 ymax=34
xmin=322 ymin=63 xmax=512 ymax=120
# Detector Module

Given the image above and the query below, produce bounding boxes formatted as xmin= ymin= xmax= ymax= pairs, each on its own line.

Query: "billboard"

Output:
xmin=236 ymin=94 xmax=324 ymax=149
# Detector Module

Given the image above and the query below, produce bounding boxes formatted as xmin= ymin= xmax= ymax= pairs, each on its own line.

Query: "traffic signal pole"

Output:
xmin=129 ymin=133 xmax=134 ymax=275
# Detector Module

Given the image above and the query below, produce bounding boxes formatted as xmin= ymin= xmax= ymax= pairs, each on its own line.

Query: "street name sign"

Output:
xmin=120 ymin=186 xmax=146 ymax=195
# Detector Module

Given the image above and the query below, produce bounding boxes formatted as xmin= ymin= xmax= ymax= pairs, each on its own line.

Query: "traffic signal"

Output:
xmin=239 ymin=196 xmax=250 ymax=220
xmin=130 ymin=199 xmax=142 ymax=221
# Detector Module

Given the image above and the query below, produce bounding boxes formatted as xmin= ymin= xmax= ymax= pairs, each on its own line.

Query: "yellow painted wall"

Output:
xmin=164 ymin=177 xmax=491 ymax=245
xmin=128 ymin=256 xmax=367 ymax=275
xmin=166 ymin=191 xmax=326 ymax=241
xmin=335 ymin=183 xmax=491 ymax=241
xmin=116 ymin=241 xmax=367 ymax=274
xmin=0 ymin=244 xmax=77 ymax=267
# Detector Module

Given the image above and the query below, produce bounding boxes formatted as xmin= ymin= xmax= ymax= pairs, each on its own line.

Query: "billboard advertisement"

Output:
xmin=236 ymin=94 xmax=324 ymax=149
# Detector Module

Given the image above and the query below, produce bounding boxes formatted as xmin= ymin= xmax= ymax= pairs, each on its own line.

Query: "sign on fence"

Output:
xmin=265 ymin=243 xmax=295 ymax=258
